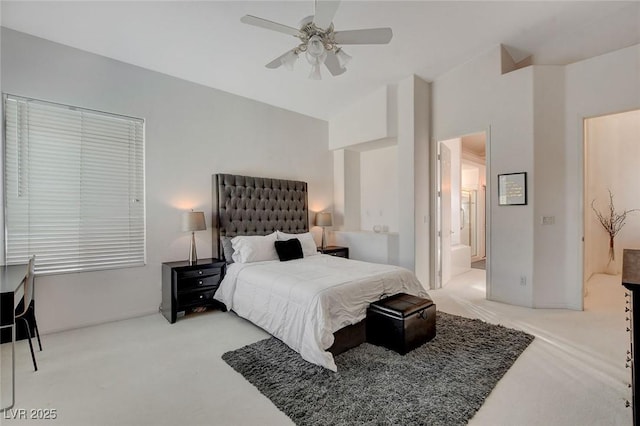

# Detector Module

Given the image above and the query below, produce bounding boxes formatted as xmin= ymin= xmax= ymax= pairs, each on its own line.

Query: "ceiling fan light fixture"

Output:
xmin=281 ymin=50 xmax=298 ymax=70
xmin=309 ymin=63 xmax=322 ymax=80
xmin=242 ymin=2 xmax=394 ymax=79
xmin=307 ymin=35 xmax=326 ymax=58
xmin=306 ymin=49 xmax=327 ymax=66
xmin=335 ymin=48 xmax=352 ymax=68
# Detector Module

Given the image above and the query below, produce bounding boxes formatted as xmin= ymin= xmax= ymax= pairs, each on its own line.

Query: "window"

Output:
xmin=4 ymin=95 xmax=145 ymax=274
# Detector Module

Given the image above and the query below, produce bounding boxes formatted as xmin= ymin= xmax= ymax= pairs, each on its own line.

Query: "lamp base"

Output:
xmin=189 ymin=232 xmax=198 ymax=265
xmin=321 ymin=227 xmax=326 ymax=251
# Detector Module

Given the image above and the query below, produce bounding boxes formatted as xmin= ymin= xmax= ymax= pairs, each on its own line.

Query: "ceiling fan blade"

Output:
xmin=324 ymin=51 xmax=346 ymax=76
xmin=334 ymin=28 xmax=393 ymax=45
xmin=241 ymin=15 xmax=301 ymax=37
xmin=313 ymin=0 xmax=341 ymax=30
xmin=265 ymin=49 xmax=296 ymax=69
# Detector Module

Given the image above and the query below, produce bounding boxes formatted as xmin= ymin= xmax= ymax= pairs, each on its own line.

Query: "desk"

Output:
xmin=0 ymin=263 xmax=29 ymax=413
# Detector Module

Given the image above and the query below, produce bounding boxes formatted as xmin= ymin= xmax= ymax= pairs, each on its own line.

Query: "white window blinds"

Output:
xmin=4 ymin=95 xmax=145 ymax=274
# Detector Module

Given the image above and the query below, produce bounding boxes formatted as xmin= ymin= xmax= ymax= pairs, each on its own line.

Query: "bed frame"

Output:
xmin=213 ymin=173 xmax=365 ymax=355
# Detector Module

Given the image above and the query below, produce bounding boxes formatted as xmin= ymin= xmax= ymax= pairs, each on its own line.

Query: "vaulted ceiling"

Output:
xmin=2 ymin=1 xmax=638 ymax=120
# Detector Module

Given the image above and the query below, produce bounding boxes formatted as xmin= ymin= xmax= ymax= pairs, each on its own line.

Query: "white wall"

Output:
xmin=433 ymin=46 xmax=534 ymax=307
xmin=333 ymin=149 xmax=360 ymax=230
xmin=333 ymin=230 xmax=399 ymax=265
xmin=532 ymin=66 xmax=567 ymax=308
xmin=433 ymin=43 xmax=640 ymax=309
xmin=585 ymin=110 xmax=640 ymax=277
xmin=330 ymin=76 xmax=430 ymax=285
xmin=461 ymin=163 xmax=479 ymax=190
xmin=413 ymin=77 xmax=431 ymax=286
xmin=1 ymin=28 xmax=332 ymax=333
xmin=329 ymin=86 xmax=396 ymax=150
xmin=360 ymin=145 xmax=398 ymax=233
xmin=565 ymin=44 xmax=640 ymax=308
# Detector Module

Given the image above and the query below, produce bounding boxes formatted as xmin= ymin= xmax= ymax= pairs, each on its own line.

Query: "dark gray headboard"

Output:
xmin=214 ymin=174 xmax=309 ymax=255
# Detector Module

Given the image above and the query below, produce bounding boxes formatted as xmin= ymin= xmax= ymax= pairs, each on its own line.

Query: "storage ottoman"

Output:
xmin=366 ymin=293 xmax=436 ymax=355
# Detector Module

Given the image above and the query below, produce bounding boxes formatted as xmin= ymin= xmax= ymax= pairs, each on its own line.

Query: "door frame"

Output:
xmin=431 ymin=128 xmax=491 ymax=298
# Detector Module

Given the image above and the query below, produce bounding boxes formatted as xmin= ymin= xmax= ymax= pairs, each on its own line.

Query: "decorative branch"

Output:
xmin=591 ymin=189 xmax=639 ymax=262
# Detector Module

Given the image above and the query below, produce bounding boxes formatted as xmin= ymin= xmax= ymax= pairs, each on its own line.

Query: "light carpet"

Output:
xmin=222 ymin=311 xmax=534 ymax=426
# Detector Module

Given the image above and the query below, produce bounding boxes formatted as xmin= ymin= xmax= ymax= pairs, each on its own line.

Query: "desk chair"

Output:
xmin=15 ymin=256 xmax=42 ymax=371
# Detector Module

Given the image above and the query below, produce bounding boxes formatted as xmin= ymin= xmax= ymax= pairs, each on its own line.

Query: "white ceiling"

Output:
xmin=2 ymin=1 xmax=639 ymax=120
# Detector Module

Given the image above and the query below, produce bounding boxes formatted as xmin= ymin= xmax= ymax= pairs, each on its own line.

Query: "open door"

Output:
xmin=440 ymin=143 xmax=452 ymax=287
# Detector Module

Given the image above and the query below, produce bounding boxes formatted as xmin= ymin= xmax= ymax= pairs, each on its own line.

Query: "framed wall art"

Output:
xmin=498 ymin=172 xmax=527 ymax=206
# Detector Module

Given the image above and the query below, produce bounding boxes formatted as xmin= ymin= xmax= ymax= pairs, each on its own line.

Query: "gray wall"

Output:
xmin=1 ymin=28 xmax=332 ymax=333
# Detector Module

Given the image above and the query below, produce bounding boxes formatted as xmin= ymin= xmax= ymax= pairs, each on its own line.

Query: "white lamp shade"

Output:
xmin=182 ymin=211 xmax=206 ymax=232
xmin=309 ymin=63 xmax=322 ymax=80
xmin=281 ymin=50 xmax=298 ymax=70
xmin=315 ymin=212 xmax=333 ymax=227
xmin=336 ymin=49 xmax=352 ymax=68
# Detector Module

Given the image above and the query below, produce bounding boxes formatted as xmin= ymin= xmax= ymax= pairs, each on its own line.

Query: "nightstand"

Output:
xmin=318 ymin=245 xmax=349 ymax=259
xmin=161 ymin=258 xmax=226 ymax=323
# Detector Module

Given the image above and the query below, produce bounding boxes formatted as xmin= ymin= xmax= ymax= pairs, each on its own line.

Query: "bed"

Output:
xmin=212 ymin=173 xmax=428 ymax=371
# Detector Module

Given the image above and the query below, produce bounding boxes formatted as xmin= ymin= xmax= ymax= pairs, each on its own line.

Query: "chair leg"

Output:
xmin=18 ymin=317 xmax=38 ymax=371
xmin=31 ymin=309 xmax=42 ymax=351
xmin=34 ymin=318 xmax=42 ymax=351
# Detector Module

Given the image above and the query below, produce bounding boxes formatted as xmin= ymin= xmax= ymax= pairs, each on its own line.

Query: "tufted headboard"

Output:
xmin=213 ymin=173 xmax=309 ymax=257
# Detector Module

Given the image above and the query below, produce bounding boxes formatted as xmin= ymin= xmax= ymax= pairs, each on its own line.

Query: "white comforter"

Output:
xmin=214 ymin=255 xmax=429 ymax=371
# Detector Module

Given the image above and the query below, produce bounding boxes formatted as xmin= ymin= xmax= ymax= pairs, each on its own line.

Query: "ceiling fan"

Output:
xmin=240 ymin=0 xmax=393 ymax=80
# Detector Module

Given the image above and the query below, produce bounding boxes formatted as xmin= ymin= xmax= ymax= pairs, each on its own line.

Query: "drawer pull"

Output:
xmin=628 ymin=357 xmax=632 ymax=362
xmin=628 ymin=327 xmax=632 ymax=332
xmin=627 ymin=317 xmax=631 ymax=322
xmin=626 ymin=363 xmax=631 ymax=368
xmin=626 ymin=307 xmax=631 ymax=312
xmin=626 ymin=400 xmax=631 ymax=408
xmin=198 ymin=270 xmax=203 ymax=275
xmin=198 ymin=280 xmax=203 ymax=285
xmin=629 ymin=350 xmax=632 ymax=355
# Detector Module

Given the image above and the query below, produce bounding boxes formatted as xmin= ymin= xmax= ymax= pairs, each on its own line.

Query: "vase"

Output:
xmin=605 ymin=236 xmax=618 ymax=275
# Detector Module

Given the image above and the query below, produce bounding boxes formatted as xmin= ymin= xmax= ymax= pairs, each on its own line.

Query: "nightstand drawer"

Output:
xmin=319 ymin=246 xmax=349 ymax=259
xmin=178 ymin=265 xmax=224 ymax=279
xmin=179 ymin=273 xmax=222 ymax=290
xmin=328 ymin=251 xmax=347 ymax=258
xmin=177 ymin=287 xmax=218 ymax=307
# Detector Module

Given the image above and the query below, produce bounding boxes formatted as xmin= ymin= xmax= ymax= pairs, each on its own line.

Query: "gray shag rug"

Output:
xmin=222 ymin=312 xmax=533 ymax=426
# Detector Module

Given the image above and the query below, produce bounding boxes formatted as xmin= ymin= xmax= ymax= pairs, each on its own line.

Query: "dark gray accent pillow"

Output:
xmin=274 ymin=239 xmax=303 ymax=262
xmin=221 ymin=236 xmax=234 ymax=264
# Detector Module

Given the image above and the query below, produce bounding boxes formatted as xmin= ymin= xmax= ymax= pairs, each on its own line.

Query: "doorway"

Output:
xmin=583 ymin=109 xmax=640 ymax=300
xmin=436 ymin=131 xmax=488 ymax=289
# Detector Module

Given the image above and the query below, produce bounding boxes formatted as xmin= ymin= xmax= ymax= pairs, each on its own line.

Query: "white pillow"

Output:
xmin=277 ymin=231 xmax=318 ymax=257
xmin=231 ymin=232 xmax=278 ymax=264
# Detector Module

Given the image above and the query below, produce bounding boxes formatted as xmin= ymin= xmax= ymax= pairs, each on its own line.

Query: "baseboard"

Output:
xmin=532 ymin=302 xmax=582 ymax=310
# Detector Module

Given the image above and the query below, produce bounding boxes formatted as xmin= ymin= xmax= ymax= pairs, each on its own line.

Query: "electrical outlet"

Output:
xmin=541 ymin=216 xmax=555 ymax=225
xmin=520 ymin=276 xmax=527 ymax=286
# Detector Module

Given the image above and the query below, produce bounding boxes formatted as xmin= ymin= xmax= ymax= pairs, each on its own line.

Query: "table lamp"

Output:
xmin=182 ymin=211 xmax=206 ymax=264
xmin=315 ymin=212 xmax=333 ymax=250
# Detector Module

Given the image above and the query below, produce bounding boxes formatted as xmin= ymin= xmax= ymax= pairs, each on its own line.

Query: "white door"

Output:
xmin=440 ymin=143 xmax=452 ymax=287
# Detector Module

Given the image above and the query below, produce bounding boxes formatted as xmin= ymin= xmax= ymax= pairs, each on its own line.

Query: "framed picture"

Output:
xmin=498 ymin=172 xmax=527 ymax=206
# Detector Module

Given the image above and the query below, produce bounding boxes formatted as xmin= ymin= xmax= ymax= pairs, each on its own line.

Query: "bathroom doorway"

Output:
xmin=583 ymin=109 xmax=640 ymax=300
xmin=437 ymin=131 xmax=487 ymax=288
